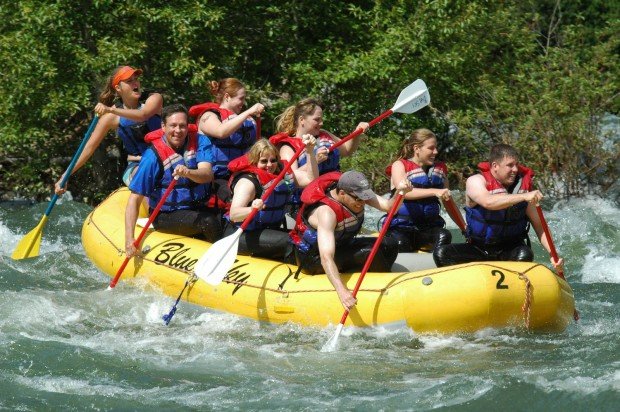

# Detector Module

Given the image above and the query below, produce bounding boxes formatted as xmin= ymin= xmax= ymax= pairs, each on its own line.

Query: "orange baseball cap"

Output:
xmin=112 ymin=66 xmax=143 ymax=87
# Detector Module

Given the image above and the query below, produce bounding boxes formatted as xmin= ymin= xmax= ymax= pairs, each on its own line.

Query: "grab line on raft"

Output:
xmin=89 ymin=212 xmax=538 ymax=327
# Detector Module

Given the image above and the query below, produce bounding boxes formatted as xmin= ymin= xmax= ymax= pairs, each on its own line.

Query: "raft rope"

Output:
xmin=519 ymin=272 xmax=533 ymax=329
xmin=90 ymin=214 xmax=538 ymax=329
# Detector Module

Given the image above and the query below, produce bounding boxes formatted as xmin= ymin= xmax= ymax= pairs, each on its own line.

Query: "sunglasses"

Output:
xmin=258 ymin=158 xmax=278 ymax=165
xmin=345 ymin=192 xmax=364 ymax=203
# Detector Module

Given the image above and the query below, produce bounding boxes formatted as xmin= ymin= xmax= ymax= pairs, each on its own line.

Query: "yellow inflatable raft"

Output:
xmin=82 ymin=188 xmax=575 ymax=333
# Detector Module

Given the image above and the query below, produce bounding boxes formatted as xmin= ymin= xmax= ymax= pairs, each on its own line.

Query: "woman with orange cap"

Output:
xmin=55 ymin=65 xmax=163 ymax=194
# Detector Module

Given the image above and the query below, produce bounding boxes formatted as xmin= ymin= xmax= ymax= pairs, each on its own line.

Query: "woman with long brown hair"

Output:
xmin=385 ymin=128 xmax=462 ymax=252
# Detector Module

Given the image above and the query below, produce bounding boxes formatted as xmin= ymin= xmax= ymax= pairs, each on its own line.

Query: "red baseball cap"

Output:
xmin=112 ymin=66 xmax=143 ymax=87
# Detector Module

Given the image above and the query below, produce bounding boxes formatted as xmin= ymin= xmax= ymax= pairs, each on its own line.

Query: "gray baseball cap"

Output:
xmin=337 ymin=171 xmax=375 ymax=201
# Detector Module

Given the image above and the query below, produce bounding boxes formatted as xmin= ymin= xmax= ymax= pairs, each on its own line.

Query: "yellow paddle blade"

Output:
xmin=11 ymin=215 xmax=48 ymax=260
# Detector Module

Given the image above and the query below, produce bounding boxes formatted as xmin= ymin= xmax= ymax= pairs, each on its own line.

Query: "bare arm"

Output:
xmin=199 ymin=103 xmax=264 ymax=139
xmin=279 ymin=144 xmax=312 ymax=184
xmin=312 ymin=205 xmax=357 ymax=311
xmin=291 ymin=134 xmax=319 ymax=188
xmin=366 ymin=178 xmax=412 ymax=212
xmin=229 ymin=178 xmax=258 ymax=222
xmin=125 ymin=192 xmax=144 ymax=257
xmin=466 ymin=174 xmax=543 ymax=210
xmin=95 ymin=93 xmax=163 ymax=122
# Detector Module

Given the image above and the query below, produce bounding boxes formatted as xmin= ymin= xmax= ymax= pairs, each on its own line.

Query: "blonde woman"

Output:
xmin=270 ymin=97 xmax=368 ymax=217
xmin=224 ymin=137 xmax=318 ymax=259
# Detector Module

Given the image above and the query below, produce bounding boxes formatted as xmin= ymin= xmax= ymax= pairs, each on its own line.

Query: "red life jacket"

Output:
xmin=228 ymin=155 xmax=278 ymax=187
xmin=477 ymin=162 xmax=534 ymax=194
xmin=188 ymin=102 xmax=235 ymax=125
xmin=269 ymin=132 xmax=306 ymax=152
xmin=289 ymin=171 xmax=364 ymax=253
xmin=145 ymin=126 xmax=209 ymax=212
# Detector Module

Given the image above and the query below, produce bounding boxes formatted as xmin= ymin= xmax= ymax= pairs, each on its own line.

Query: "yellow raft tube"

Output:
xmin=82 ymin=188 xmax=575 ymax=333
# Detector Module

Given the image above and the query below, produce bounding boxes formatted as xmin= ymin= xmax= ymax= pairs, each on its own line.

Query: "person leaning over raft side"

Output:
xmin=124 ymin=104 xmax=222 ymax=257
xmin=188 ymin=78 xmax=264 ymax=206
xmin=290 ymin=170 xmax=412 ymax=310
xmin=55 ymin=66 xmax=163 ymax=194
xmin=385 ymin=128 xmax=464 ymax=252
xmin=433 ymin=143 xmax=564 ymax=269
xmin=270 ymin=98 xmax=369 ymax=218
xmin=224 ymin=135 xmax=319 ymax=260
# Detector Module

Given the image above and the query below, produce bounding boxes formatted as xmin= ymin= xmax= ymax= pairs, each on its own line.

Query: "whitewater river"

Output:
xmin=1 ymin=195 xmax=618 ymax=410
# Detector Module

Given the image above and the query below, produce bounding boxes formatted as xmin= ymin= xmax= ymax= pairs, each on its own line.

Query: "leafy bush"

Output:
xmin=0 ymin=0 xmax=617 ymax=202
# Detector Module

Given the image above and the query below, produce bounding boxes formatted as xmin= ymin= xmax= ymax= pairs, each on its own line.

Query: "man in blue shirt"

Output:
xmin=125 ymin=104 xmax=222 ymax=257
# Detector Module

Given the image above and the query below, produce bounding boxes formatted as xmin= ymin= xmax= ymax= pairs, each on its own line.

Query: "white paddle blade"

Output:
xmin=195 ymin=228 xmax=243 ymax=285
xmin=135 ymin=218 xmax=151 ymax=228
xmin=392 ymin=79 xmax=431 ymax=114
xmin=321 ymin=323 xmax=344 ymax=352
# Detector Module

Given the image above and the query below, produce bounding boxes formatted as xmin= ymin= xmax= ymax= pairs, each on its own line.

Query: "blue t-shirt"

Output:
xmin=129 ymin=134 xmax=214 ymax=196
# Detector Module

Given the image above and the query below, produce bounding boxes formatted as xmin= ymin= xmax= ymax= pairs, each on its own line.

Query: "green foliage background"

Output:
xmin=0 ymin=0 xmax=618 ymax=203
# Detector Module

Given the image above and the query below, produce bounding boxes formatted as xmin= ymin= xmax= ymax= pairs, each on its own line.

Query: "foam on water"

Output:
xmin=581 ymin=252 xmax=620 ymax=283
xmin=533 ymin=370 xmax=620 ymax=395
xmin=547 ymin=197 xmax=620 ymax=284
xmin=0 ymin=221 xmax=18 ymax=257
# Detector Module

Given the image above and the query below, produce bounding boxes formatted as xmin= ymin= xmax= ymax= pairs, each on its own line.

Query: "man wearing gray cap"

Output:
xmin=290 ymin=170 xmax=411 ymax=310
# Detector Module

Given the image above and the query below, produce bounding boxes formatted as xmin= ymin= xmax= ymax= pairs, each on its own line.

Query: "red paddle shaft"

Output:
xmin=536 ymin=206 xmax=579 ymax=321
xmin=535 ymin=206 xmax=564 ymax=280
xmin=108 ymin=178 xmax=178 ymax=288
xmin=329 ymin=109 xmax=394 ymax=152
xmin=337 ymin=192 xmax=404 ymax=325
xmin=444 ymin=198 xmax=466 ymax=232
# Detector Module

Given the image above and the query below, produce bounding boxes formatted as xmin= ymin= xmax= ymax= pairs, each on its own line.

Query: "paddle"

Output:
xmin=535 ymin=205 xmax=580 ymax=321
xmin=11 ymin=116 xmax=99 ymax=260
xmin=328 ymin=79 xmax=430 ymax=153
xmin=256 ymin=114 xmax=261 ymax=139
xmin=535 ymin=206 xmax=564 ymax=279
xmin=444 ymin=197 xmax=466 ymax=233
xmin=107 ymin=177 xmax=179 ymax=289
xmin=195 ymin=145 xmax=306 ymax=286
xmin=322 ymin=192 xmax=405 ymax=352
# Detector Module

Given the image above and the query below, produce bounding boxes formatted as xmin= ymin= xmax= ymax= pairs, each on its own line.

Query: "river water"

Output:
xmin=0 ymin=194 xmax=618 ymax=410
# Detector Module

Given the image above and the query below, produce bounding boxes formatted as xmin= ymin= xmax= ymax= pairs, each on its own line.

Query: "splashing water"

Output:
xmin=0 ymin=194 xmax=618 ymax=410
